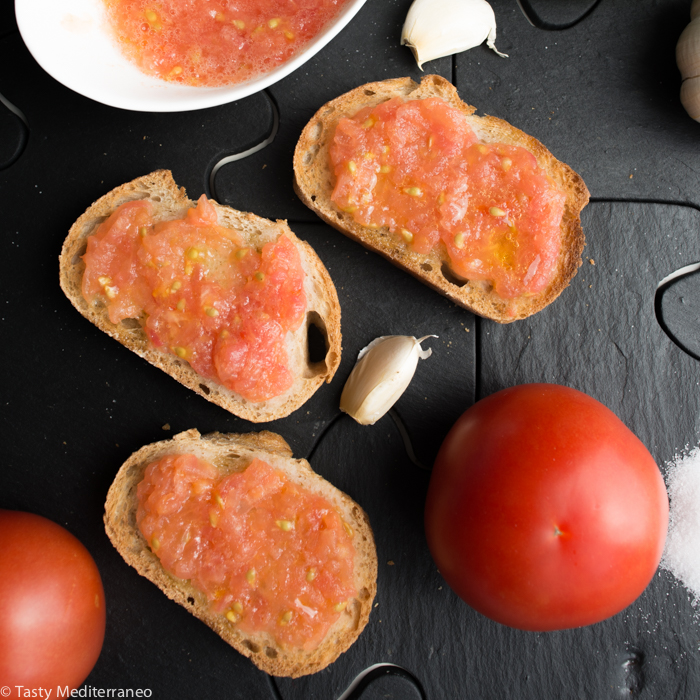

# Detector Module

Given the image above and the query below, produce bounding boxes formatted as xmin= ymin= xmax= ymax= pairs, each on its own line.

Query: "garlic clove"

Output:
xmin=401 ymin=0 xmax=507 ymax=71
xmin=677 ymin=17 xmax=700 ymax=81
xmin=681 ymin=75 xmax=700 ymax=120
xmin=677 ymin=5 xmax=700 ymax=121
xmin=340 ymin=335 xmax=437 ymax=426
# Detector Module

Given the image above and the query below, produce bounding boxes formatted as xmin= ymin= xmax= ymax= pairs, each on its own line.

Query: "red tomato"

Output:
xmin=0 ymin=511 xmax=106 ymax=696
xmin=424 ymin=384 xmax=669 ymax=631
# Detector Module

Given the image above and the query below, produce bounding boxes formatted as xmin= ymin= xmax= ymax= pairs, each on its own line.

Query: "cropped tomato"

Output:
xmin=0 ymin=511 xmax=106 ymax=696
xmin=424 ymin=384 xmax=669 ymax=631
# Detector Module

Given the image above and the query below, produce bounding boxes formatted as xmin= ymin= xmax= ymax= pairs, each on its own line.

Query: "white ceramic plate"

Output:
xmin=15 ymin=0 xmax=368 ymax=112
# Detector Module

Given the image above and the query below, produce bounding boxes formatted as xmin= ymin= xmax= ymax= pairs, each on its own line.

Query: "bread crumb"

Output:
xmin=162 ymin=423 xmax=171 ymax=430
xmin=387 ymin=560 xmax=395 ymax=566
xmin=589 ymin=259 xmax=595 ymax=265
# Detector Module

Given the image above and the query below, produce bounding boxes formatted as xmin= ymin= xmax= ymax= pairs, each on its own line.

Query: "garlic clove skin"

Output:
xmin=681 ymin=75 xmax=700 ymax=120
xmin=401 ymin=0 xmax=507 ymax=71
xmin=340 ymin=335 xmax=436 ymax=426
xmin=677 ymin=17 xmax=700 ymax=81
xmin=677 ymin=5 xmax=700 ymax=121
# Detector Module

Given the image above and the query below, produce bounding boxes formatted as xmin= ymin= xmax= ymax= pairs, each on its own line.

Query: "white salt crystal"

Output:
xmin=661 ymin=447 xmax=700 ymax=606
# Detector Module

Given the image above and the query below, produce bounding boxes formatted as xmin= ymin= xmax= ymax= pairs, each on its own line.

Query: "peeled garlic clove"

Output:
xmin=401 ymin=0 xmax=507 ymax=70
xmin=340 ymin=335 xmax=437 ymax=426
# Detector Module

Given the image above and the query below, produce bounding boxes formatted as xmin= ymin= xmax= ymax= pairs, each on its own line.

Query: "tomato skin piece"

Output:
xmin=424 ymin=384 xmax=669 ymax=632
xmin=0 ymin=510 xmax=106 ymax=696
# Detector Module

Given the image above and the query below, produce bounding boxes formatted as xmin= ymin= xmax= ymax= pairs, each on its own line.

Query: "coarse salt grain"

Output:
xmin=660 ymin=447 xmax=700 ymax=607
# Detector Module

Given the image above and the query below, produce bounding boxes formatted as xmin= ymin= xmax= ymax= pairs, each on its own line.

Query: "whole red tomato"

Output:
xmin=0 ymin=510 xmax=106 ymax=696
xmin=425 ymin=383 xmax=669 ymax=631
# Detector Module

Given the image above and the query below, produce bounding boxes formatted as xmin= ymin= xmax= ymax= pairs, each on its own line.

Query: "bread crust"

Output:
xmin=59 ymin=170 xmax=342 ymax=422
xmin=293 ymin=75 xmax=590 ymax=323
xmin=104 ymin=428 xmax=377 ymax=677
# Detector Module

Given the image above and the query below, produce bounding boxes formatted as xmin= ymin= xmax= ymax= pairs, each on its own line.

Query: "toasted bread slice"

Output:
xmin=59 ymin=170 xmax=341 ymax=422
xmin=293 ymin=75 xmax=590 ymax=323
xmin=104 ymin=428 xmax=377 ymax=677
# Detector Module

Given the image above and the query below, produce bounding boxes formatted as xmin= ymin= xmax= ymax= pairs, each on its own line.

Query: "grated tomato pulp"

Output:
xmin=330 ymin=97 xmax=567 ymax=299
xmin=136 ymin=454 xmax=357 ymax=650
xmin=81 ymin=196 xmax=306 ymax=402
xmin=102 ymin=0 xmax=351 ymax=87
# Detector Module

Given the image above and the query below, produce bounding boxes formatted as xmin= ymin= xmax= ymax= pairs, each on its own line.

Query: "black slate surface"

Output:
xmin=2 ymin=0 xmax=700 ymax=698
